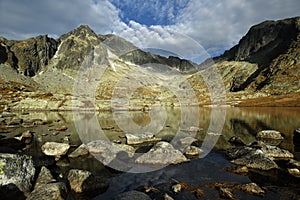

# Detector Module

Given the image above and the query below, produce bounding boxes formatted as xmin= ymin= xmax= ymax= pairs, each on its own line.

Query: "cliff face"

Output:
xmin=0 ymin=35 xmax=58 ymax=76
xmin=214 ymin=17 xmax=300 ymax=93
xmin=219 ymin=17 xmax=299 ymax=66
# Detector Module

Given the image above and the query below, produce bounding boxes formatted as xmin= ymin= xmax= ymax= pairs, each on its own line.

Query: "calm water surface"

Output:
xmin=2 ymin=107 xmax=300 ymax=199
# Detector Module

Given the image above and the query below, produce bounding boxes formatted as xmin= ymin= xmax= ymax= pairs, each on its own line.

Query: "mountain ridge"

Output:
xmin=0 ymin=16 xmax=299 ymax=110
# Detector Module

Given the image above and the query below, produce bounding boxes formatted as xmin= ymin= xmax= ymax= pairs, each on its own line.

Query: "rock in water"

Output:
xmin=34 ymin=166 xmax=56 ymax=189
xmin=231 ymin=149 xmax=279 ymax=170
xmin=185 ymin=146 xmax=203 ymax=157
xmin=86 ymin=140 xmax=135 ymax=165
xmin=239 ymin=183 xmax=265 ymax=196
xmin=219 ymin=187 xmax=235 ymax=199
xmin=0 ymin=153 xmax=35 ymax=195
xmin=261 ymin=145 xmax=294 ymax=159
xmin=27 ymin=182 xmax=67 ymax=200
xmin=227 ymin=146 xmax=279 ymax=170
xmin=114 ymin=190 xmax=152 ymax=200
xmin=287 ymin=168 xmax=300 ymax=178
xmin=68 ymin=144 xmax=89 ymax=158
xmin=256 ymin=130 xmax=284 ymax=140
xmin=41 ymin=142 xmax=70 ymax=160
xmin=125 ymin=133 xmax=161 ymax=145
xmin=135 ymin=141 xmax=188 ymax=165
xmin=67 ymin=169 xmax=109 ymax=194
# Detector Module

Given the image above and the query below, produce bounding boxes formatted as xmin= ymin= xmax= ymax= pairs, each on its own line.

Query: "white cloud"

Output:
xmin=0 ymin=0 xmax=124 ymax=39
xmin=0 ymin=0 xmax=299 ymax=63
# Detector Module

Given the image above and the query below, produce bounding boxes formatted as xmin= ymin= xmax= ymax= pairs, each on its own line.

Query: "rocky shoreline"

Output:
xmin=1 ymin=110 xmax=300 ymax=199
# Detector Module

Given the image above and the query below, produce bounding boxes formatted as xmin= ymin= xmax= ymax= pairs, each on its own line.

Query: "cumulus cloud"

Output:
xmin=0 ymin=0 xmax=123 ymax=39
xmin=0 ymin=0 xmax=299 ymax=63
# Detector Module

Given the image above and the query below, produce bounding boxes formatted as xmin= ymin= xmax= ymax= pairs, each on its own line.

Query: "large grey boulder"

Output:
xmin=135 ymin=141 xmax=188 ymax=165
xmin=0 ymin=153 xmax=35 ymax=195
xmin=86 ymin=140 xmax=135 ymax=165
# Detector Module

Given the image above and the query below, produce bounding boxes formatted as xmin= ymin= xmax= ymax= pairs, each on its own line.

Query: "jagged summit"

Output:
xmin=216 ymin=17 xmax=300 ymax=67
xmin=59 ymin=24 xmax=98 ymax=40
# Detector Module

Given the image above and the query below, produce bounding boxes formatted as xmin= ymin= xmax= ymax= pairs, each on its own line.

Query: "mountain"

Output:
xmin=213 ymin=17 xmax=300 ymax=93
xmin=0 ymin=17 xmax=299 ymax=110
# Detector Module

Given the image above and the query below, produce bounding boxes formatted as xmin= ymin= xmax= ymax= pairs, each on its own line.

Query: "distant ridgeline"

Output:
xmin=0 ymin=16 xmax=299 ymax=107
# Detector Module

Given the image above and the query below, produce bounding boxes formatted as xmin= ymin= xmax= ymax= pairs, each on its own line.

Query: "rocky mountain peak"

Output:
xmin=59 ymin=24 xmax=98 ymax=41
xmin=218 ymin=17 xmax=299 ymax=67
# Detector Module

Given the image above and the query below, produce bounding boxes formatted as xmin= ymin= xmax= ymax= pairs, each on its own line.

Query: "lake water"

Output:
xmin=1 ymin=107 xmax=300 ymax=199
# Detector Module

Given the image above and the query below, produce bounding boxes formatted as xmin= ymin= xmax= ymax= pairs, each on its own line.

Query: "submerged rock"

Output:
xmin=114 ymin=190 xmax=151 ymax=200
xmin=125 ymin=133 xmax=161 ymax=145
xmin=0 ymin=153 xmax=35 ymax=195
xmin=239 ymin=183 xmax=265 ymax=196
xmin=67 ymin=169 xmax=109 ymax=194
xmin=27 ymin=182 xmax=67 ymax=200
xmin=135 ymin=141 xmax=188 ymax=165
xmin=41 ymin=142 xmax=70 ymax=160
xmin=256 ymin=130 xmax=284 ymax=140
xmin=219 ymin=187 xmax=235 ymax=199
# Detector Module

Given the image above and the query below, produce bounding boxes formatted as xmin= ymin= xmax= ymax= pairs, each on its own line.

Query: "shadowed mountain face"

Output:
xmin=213 ymin=17 xmax=300 ymax=93
xmin=0 ymin=17 xmax=299 ymax=109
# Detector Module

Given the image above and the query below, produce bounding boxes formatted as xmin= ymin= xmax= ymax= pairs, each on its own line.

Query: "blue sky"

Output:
xmin=0 ymin=0 xmax=299 ymax=63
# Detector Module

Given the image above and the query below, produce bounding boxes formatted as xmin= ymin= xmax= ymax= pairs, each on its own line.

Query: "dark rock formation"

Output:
xmin=214 ymin=17 xmax=300 ymax=92
xmin=0 ymin=35 xmax=58 ymax=76
xmin=218 ymin=17 xmax=299 ymax=66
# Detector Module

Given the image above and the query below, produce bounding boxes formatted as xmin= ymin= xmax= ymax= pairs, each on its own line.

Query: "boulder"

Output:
xmin=135 ymin=141 xmax=188 ymax=165
xmin=256 ymin=130 xmax=284 ymax=140
xmin=68 ymin=144 xmax=89 ymax=158
xmin=41 ymin=142 xmax=70 ymax=160
xmin=87 ymin=140 xmax=135 ymax=165
xmin=227 ymin=146 xmax=279 ymax=170
xmin=287 ymin=168 xmax=300 ymax=178
xmin=261 ymin=145 xmax=294 ymax=159
xmin=114 ymin=190 xmax=151 ymax=200
xmin=0 ymin=153 xmax=35 ymax=195
xmin=239 ymin=183 xmax=265 ymax=196
xmin=231 ymin=149 xmax=279 ymax=170
xmin=125 ymin=133 xmax=161 ymax=145
xmin=67 ymin=169 xmax=109 ymax=194
xmin=26 ymin=182 xmax=67 ymax=200
xmin=185 ymin=146 xmax=203 ymax=157
xmin=219 ymin=187 xmax=235 ymax=199
xmin=34 ymin=166 xmax=56 ymax=189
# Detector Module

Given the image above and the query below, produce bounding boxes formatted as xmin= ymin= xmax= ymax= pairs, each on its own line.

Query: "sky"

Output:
xmin=0 ymin=0 xmax=299 ymax=63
